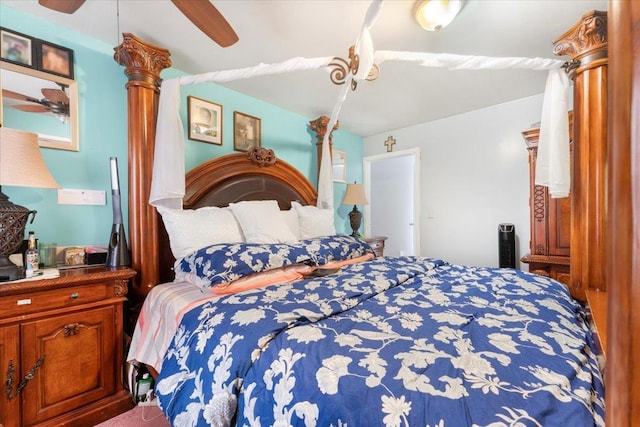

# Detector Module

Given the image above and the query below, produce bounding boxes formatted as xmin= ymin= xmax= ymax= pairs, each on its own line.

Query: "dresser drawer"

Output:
xmin=0 ymin=283 xmax=111 ymax=318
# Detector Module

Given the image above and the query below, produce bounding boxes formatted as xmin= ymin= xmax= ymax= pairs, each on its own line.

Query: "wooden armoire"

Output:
xmin=520 ymin=115 xmax=573 ymax=286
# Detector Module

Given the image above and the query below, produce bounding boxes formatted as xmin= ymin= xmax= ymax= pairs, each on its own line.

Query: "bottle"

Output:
xmin=135 ymin=372 xmax=153 ymax=403
xmin=25 ymin=231 xmax=40 ymax=275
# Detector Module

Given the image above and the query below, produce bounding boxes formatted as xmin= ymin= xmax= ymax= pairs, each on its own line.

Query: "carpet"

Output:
xmin=94 ymin=403 xmax=170 ymax=427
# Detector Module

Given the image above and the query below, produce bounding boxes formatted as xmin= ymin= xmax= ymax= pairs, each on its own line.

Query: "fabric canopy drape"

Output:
xmin=149 ymin=0 xmax=571 ymax=210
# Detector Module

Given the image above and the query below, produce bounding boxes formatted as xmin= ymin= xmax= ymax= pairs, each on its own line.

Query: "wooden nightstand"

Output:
xmin=362 ymin=236 xmax=388 ymax=257
xmin=0 ymin=266 xmax=136 ymax=427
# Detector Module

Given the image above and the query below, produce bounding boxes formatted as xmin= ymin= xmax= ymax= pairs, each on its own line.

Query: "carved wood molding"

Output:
xmin=309 ymin=115 xmax=339 ymax=146
xmin=114 ymin=279 xmax=129 ymax=297
xmin=246 ymin=147 xmax=277 ymax=167
xmin=114 ymin=33 xmax=172 ymax=88
xmin=533 ymin=185 xmax=546 ymax=223
xmin=553 ymin=10 xmax=607 ymax=77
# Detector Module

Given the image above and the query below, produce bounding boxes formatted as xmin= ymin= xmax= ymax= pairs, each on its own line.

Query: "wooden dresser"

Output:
xmin=0 ymin=266 xmax=136 ymax=427
xmin=520 ymin=118 xmax=572 ymax=286
xmin=363 ymin=236 xmax=387 ymax=257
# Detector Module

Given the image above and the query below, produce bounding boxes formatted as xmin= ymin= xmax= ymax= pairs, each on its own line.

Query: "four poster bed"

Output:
xmin=116 ymin=4 xmax=639 ymax=427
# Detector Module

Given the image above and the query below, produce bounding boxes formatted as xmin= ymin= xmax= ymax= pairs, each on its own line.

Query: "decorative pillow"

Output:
xmin=156 ymin=206 xmax=243 ymax=259
xmin=291 ymin=201 xmax=336 ymax=239
xmin=229 ymin=200 xmax=298 ymax=244
xmin=174 ymin=242 xmax=313 ymax=290
xmin=280 ymin=209 xmax=301 ymax=240
xmin=301 ymin=235 xmax=376 ymax=264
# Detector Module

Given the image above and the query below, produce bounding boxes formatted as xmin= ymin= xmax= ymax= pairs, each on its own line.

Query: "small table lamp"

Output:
xmin=0 ymin=128 xmax=59 ymax=281
xmin=342 ymin=182 xmax=368 ymax=237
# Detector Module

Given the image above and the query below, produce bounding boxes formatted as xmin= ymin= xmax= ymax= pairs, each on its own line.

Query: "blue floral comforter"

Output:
xmin=156 ymin=253 xmax=604 ymax=427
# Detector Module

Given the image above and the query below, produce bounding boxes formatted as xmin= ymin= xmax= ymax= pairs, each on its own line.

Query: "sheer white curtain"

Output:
xmin=149 ymin=0 xmax=571 ymax=209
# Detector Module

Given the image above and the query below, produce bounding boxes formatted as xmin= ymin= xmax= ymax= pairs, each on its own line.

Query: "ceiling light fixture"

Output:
xmin=415 ymin=0 xmax=463 ymax=32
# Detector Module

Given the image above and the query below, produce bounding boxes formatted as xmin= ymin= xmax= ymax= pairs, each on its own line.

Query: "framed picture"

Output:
xmin=0 ymin=27 xmax=35 ymax=68
xmin=188 ymin=96 xmax=223 ymax=145
xmin=233 ymin=111 xmax=261 ymax=152
xmin=36 ymin=40 xmax=74 ymax=79
xmin=332 ymin=149 xmax=347 ymax=183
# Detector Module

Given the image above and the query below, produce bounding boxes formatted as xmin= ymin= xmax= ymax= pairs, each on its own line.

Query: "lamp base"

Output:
xmin=348 ymin=205 xmax=363 ymax=238
xmin=0 ymin=256 xmax=22 ymax=282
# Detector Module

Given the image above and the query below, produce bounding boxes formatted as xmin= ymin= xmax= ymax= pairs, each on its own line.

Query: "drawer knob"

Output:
xmin=70 ymin=292 xmax=80 ymax=299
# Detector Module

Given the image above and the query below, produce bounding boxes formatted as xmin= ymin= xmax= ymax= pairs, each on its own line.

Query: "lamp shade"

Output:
xmin=415 ymin=0 xmax=463 ymax=32
xmin=0 ymin=128 xmax=59 ymax=189
xmin=342 ymin=183 xmax=368 ymax=206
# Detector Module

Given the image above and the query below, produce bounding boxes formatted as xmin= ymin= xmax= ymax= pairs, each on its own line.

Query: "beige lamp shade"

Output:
xmin=0 ymin=127 xmax=59 ymax=189
xmin=342 ymin=183 xmax=368 ymax=206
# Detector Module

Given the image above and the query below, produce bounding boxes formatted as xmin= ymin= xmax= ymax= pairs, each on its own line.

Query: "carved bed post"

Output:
xmin=309 ymin=115 xmax=339 ymax=181
xmin=553 ymin=11 xmax=608 ymax=300
xmin=114 ymin=34 xmax=171 ymax=300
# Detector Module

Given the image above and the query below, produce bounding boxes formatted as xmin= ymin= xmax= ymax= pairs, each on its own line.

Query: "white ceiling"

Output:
xmin=2 ymin=0 xmax=608 ymax=137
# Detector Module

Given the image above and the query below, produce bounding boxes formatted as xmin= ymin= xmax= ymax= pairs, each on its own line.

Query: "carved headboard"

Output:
xmin=156 ymin=147 xmax=318 ymax=283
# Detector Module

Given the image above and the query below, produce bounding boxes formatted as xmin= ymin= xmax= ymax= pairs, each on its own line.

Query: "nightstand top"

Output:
xmin=0 ymin=266 xmax=136 ymax=297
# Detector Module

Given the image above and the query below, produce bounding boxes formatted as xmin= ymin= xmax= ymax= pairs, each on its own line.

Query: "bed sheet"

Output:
xmin=155 ymin=256 xmax=605 ymax=427
xmin=127 ymin=280 xmax=217 ymax=373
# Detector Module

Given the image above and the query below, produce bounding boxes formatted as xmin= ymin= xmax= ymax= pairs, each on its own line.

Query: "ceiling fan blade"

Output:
xmin=13 ymin=104 xmax=50 ymax=113
xmin=2 ymin=89 xmax=41 ymax=104
xmin=38 ymin=0 xmax=86 ymax=14
xmin=171 ymin=0 xmax=239 ymax=48
xmin=42 ymin=88 xmax=69 ymax=105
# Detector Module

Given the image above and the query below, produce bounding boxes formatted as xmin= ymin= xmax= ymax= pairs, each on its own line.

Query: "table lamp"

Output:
xmin=0 ymin=128 xmax=59 ymax=281
xmin=342 ymin=182 xmax=368 ymax=237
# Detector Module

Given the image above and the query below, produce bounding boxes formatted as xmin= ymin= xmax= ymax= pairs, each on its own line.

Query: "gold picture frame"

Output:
xmin=233 ymin=111 xmax=261 ymax=151
xmin=188 ymin=95 xmax=222 ymax=145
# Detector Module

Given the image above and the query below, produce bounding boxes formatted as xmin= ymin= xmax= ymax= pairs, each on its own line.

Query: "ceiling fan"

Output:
xmin=2 ymin=86 xmax=70 ymax=121
xmin=37 ymin=0 xmax=239 ymax=47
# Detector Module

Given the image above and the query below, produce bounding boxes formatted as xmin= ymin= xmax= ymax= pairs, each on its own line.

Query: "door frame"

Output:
xmin=363 ymin=147 xmax=421 ymax=256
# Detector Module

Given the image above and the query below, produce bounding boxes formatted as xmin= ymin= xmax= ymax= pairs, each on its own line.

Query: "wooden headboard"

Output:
xmin=156 ymin=147 xmax=318 ymax=282
xmin=115 ymin=7 xmax=640 ymax=422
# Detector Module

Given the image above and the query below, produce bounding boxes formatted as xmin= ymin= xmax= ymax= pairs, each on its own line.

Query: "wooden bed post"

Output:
xmin=607 ymin=1 xmax=640 ymax=423
xmin=553 ymin=11 xmax=608 ymax=300
xmin=309 ymin=115 xmax=339 ymax=181
xmin=114 ymin=34 xmax=171 ymax=300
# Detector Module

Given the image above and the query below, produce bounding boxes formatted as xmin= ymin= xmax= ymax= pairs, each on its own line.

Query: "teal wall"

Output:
xmin=1 ymin=5 xmax=363 ymax=247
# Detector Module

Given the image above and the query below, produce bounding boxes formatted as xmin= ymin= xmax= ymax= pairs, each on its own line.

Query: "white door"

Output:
xmin=364 ymin=148 xmax=420 ymax=256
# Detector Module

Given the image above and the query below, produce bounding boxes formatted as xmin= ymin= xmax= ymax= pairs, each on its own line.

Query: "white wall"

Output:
xmin=364 ymin=93 xmax=547 ymax=269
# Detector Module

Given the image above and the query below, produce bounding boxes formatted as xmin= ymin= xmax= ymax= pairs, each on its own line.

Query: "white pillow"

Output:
xmin=291 ymin=201 xmax=336 ymax=239
xmin=157 ymin=206 xmax=244 ymax=259
xmin=281 ymin=209 xmax=301 ymax=240
xmin=229 ymin=200 xmax=298 ymax=244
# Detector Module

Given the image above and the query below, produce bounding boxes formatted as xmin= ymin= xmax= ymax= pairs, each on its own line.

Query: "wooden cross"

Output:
xmin=384 ymin=136 xmax=396 ymax=152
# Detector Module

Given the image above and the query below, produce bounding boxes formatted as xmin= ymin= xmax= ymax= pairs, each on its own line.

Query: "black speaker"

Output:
xmin=498 ymin=223 xmax=515 ymax=268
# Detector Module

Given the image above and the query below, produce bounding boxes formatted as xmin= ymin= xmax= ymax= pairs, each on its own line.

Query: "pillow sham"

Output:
xmin=229 ymin=200 xmax=298 ymax=244
xmin=280 ymin=209 xmax=301 ymax=240
xmin=156 ymin=205 xmax=243 ymax=259
xmin=301 ymin=235 xmax=376 ymax=264
xmin=174 ymin=242 xmax=314 ymax=290
xmin=291 ymin=201 xmax=336 ymax=239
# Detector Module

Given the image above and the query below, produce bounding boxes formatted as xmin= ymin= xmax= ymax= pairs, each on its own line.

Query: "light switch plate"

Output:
xmin=57 ymin=189 xmax=106 ymax=206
